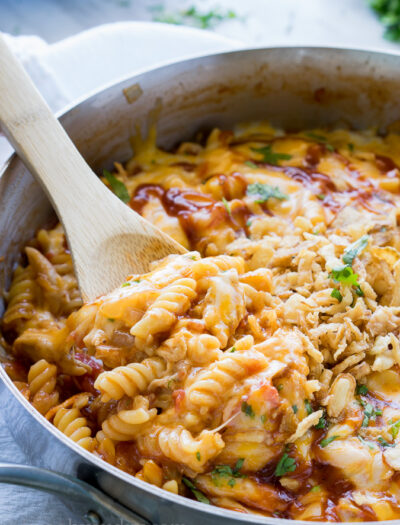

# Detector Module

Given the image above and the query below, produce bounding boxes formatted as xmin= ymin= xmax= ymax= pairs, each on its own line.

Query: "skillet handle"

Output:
xmin=0 ymin=462 xmax=151 ymax=525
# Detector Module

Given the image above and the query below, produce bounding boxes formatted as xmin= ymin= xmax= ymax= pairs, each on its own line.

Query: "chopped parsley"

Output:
xmin=370 ymin=0 xmax=400 ymax=41
xmin=277 ymin=384 xmax=284 ymax=392
xmin=107 ymin=318 xmax=115 ymax=322
xmin=132 ymin=279 xmax=141 ymax=283
xmin=390 ymin=419 xmax=400 ymax=439
xmin=357 ymin=435 xmax=375 ymax=449
xmin=275 ymin=452 xmax=296 ymax=477
xmin=305 ymin=132 xmax=335 ymax=151
xmin=292 ymin=404 xmax=298 ymax=414
xmin=103 ymin=170 xmax=130 ymax=203
xmin=331 ymin=288 xmax=343 ymax=302
xmin=246 ymin=219 xmax=252 ymax=227
xmin=211 ymin=459 xmax=246 ymax=487
xmin=152 ymin=5 xmax=237 ymax=29
xmin=121 ymin=282 xmax=131 ymax=287
xmin=320 ymin=435 xmax=339 ymax=448
xmin=330 ymin=265 xmax=360 ymax=286
xmin=355 ymin=285 xmax=364 ymax=297
xmin=247 ymin=183 xmax=288 ymax=203
xmin=315 ymin=413 xmax=327 ymax=429
xmin=360 ymin=400 xmax=382 ymax=427
xmin=241 ymin=401 xmax=255 ymax=418
xmin=222 ymin=197 xmax=232 ymax=216
xmin=230 ymin=346 xmax=236 ymax=353
xmin=182 ymin=477 xmax=209 ymax=504
xmin=356 ymin=383 xmax=368 ymax=396
xmin=317 ymin=194 xmax=326 ymax=200
xmin=378 ymin=436 xmax=394 ymax=447
xmin=261 ymin=414 xmax=266 ymax=423
xmin=305 ymin=400 xmax=313 ymax=415
xmin=348 ymin=143 xmax=355 ymax=153
xmin=196 ymin=452 xmax=201 ymax=461
xmin=310 ymin=485 xmax=321 ymax=493
xmin=342 ymin=235 xmax=369 ymax=265
xmin=244 ymin=160 xmax=258 ymax=169
xmin=251 ymin=145 xmax=292 ymax=166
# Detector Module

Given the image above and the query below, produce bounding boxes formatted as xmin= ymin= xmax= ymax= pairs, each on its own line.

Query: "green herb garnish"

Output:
xmin=305 ymin=400 xmax=313 ymax=415
xmin=331 ymin=288 xmax=343 ymax=302
xmin=261 ymin=414 xmax=266 ymax=423
xmin=348 ymin=143 xmax=355 ymax=153
xmin=317 ymin=194 xmax=326 ymax=200
xmin=378 ymin=436 xmax=394 ymax=447
xmin=222 ymin=197 xmax=232 ymax=217
xmin=357 ymin=435 xmax=375 ymax=449
xmin=360 ymin=400 xmax=382 ymax=427
xmin=251 ymin=145 xmax=292 ymax=166
xmin=230 ymin=346 xmax=236 ymax=353
xmin=292 ymin=405 xmax=298 ymax=414
xmin=310 ymin=485 xmax=321 ymax=493
xmin=182 ymin=477 xmax=209 ymax=504
xmin=275 ymin=452 xmax=296 ymax=477
xmin=152 ymin=5 xmax=237 ymax=29
xmin=330 ymin=265 xmax=360 ymax=286
xmin=305 ymin=132 xmax=335 ymax=152
xmin=121 ymin=282 xmax=131 ymax=287
xmin=277 ymin=384 xmax=283 ymax=391
xmin=107 ymin=318 xmax=115 ymax=322
xmin=390 ymin=419 xmax=400 ymax=439
xmin=315 ymin=413 xmax=327 ymax=429
xmin=370 ymin=0 xmax=400 ymax=41
xmin=244 ymin=160 xmax=258 ymax=169
xmin=103 ymin=170 xmax=130 ymax=203
xmin=320 ymin=435 xmax=339 ymax=448
xmin=342 ymin=235 xmax=369 ymax=265
xmin=247 ymin=183 xmax=288 ymax=203
xmin=196 ymin=452 xmax=201 ymax=461
xmin=211 ymin=459 xmax=245 ymax=487
xmin=356 ymin=384 xmax=368 ymax=396
xmin=242 ymin=401 xmax=255 ymax=418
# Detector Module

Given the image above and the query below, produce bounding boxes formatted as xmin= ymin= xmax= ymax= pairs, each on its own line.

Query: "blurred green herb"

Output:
xmin=103 ymin=170 xmax=130 ymax=203
xmin=251 ymin=145 xmax=292 ymax=165
xmin=242 ymin=401 xmax=255 ymax=418
xmin=247 ymin=183 xmax=288 ymax=203
xmin=370 ymin=0 xmax=400 ymax=41
xmin=182 ymin=477 xmax=209 ymax=503
xmin=331 ymin=288 xmax=343 ymax=302
xmin=275 ymin=452 xmax=296 ymax=476
xmin=151 ymin=5 xmax=238 ymax=29
xmin=320 ymin=435 xmax=339 ymax=448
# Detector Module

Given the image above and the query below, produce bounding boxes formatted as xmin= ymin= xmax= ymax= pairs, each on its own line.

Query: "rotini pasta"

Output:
xmin=5 ymin=123 xmax=400 ymax=520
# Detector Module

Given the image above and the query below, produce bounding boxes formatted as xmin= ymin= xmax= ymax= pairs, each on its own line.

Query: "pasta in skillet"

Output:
xmin=4 ymin=122 xmax=400 ymax=520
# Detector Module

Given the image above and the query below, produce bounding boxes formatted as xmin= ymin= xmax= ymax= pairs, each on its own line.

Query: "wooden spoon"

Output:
xmin=0 ymin=35 xmax=186 ymax=302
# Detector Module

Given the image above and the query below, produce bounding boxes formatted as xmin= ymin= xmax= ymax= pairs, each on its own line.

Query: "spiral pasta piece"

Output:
xmin=185 ymin=350 xmax=268 ymax=410
xmin=101 ymin=396 xmax=157 ymax=441
xmin=130 ymin=278 xmax=196 ymax=339
xmin=27 ymin=359 xmax=59 ymax=415
xmin=53 ymin=407 xmax=95 ymax=450
xmin=157 ymin=426 xmax=224 ymax=473
xmin=95 ymin=430 xmax=115 ymax=463
xmin=187 ymin=334 xmax=223 ymax=365
xmin=94 ymin=357 xmax=167 ymax=402
xmin=2 ymin=265 xmax=36 ymax=333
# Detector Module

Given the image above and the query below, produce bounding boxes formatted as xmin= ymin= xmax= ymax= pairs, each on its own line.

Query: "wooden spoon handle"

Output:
xmin=0 ymin=35 xmax=186 ymax=302
xmin=0 ymin=34 xmax=109 ymax=218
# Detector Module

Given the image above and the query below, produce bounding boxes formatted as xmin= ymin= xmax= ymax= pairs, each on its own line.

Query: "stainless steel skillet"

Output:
xmin=1 ymin=46 xmax=400 ymax=525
